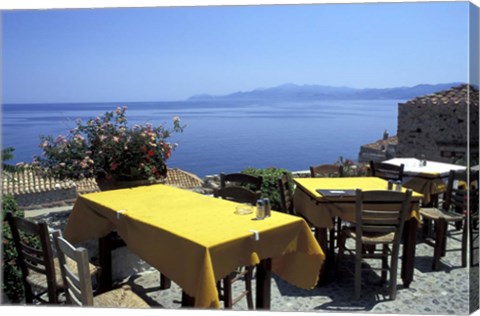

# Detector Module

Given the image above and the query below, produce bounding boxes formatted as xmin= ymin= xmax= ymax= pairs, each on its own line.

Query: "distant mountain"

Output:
xmin=188 ymin=82 xmax=464 ymax=101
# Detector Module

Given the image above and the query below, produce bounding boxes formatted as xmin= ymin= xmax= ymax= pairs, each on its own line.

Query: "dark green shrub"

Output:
xmin=241 ymin=167 xmax=293 ymax=211
xmin=2 ymin=194 xmax=25 ymax=302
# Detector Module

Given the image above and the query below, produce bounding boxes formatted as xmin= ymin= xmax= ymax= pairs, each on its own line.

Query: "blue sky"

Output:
xmin=1 ymin=1 xmax=471 ymax=103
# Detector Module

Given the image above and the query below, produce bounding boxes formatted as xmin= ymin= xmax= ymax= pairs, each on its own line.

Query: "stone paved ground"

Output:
xmin=119 ymin=222 xmax=478 ymax=314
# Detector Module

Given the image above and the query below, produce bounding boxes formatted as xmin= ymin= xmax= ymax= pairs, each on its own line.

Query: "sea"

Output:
xmin=1 ymin=99 xmax=404 ymax=178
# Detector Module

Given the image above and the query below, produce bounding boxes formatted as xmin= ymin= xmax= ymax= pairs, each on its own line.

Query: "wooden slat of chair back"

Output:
xmin=214 ymin=186 xmax=261 ymax=205
xmin=54 ymin=235 xmax=94 ymax=306
xmin=443 ymin=170 xmax=480 ymax=214
xmin=355 ymin=189 xmax=412 ymax=238
xmin=277 ymin=172 xmax=294 ymax=214
xmin=6 ymin=212 xmax=58 ymax=304
xmin=220 ymin=173 xmax=263 ymax=191
xmin=310 ymin=164 xmax=344 ymax=178
xmin=369 ymin=161 xmax=404 ymax=181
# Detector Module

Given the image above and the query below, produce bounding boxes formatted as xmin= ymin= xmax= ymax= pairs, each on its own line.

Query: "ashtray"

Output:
xmin=234 ymin=204 xmax=253 ymax=215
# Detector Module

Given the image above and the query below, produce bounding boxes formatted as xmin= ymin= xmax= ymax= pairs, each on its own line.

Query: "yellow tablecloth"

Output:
xmin=293 ymin=177 xmax=423 ymax=228
xmin=64 ymin=184 xmax=324 ymax=308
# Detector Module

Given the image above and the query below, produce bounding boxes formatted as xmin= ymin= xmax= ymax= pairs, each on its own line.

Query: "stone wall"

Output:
xmin=396 ymin=100 xmax=479 ymax=163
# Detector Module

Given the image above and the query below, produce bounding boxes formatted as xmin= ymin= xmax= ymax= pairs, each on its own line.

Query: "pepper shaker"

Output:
xmin=256 ymin=199 xmax=265 ymax=220
xmin=264 ymin=198 xmax=271 ymax=217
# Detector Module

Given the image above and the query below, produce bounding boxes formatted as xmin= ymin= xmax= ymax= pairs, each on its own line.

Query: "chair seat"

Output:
xmin=342 ymin=227 xmax=395 ymax=244
xmin=420 ymin=207 xmax=464 ymax=222
xmin=93 ymin=285 xmax=150 ymax=308
xmin=26 ymin=257 xmax=99 ymax=289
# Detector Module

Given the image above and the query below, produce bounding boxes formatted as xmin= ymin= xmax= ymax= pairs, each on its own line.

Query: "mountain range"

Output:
xmin=188 ymin=82 xmax=464 ymax=101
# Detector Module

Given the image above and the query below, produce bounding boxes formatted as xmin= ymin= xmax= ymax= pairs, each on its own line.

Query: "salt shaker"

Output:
xmin=395 ymin=180 xmax=402 ymax=191
xmin=421 ymin=154 xmax=427 ymax=166
xmin=256 ymin=199 xmax=265 ymax=220
xmin=264 ymin=198 xmax=271 ymax=217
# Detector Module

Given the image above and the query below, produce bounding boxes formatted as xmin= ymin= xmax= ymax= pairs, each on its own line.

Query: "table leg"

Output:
xmin=255 ymin=258 xmax=272 ymax=310
xmin=98 ymin=233 xmax=114 ymax=293
xmin=181 ymin=291 xmax=195 ymax=307
xmin=401 ymin=218 xmax=418 ymax=288
xmin=160 ymin=274 xmax=172 ymax=289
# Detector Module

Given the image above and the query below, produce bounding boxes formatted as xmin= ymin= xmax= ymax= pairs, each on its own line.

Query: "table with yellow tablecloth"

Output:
xmin=292 ymin=176 xmax=423 ymax=288
xmin=64 ymin=184 xmax=324 ymax=309
xmin=383 ymin=158 xmax=466 ymax=206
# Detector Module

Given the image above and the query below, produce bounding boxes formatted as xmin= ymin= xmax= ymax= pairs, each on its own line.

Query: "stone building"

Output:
xmin=395 ymin=84 xmax=479 ymax=164
xmin=358 ymin=131 xmax=398 ymax=163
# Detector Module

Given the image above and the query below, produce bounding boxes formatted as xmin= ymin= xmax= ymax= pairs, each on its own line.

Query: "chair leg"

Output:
xmin=24 ymin=282 xmax=34 ymax=304
xmin=329 ymin=227 xmax=335 ymax=254
xmin=354 ymin=239 xmax=362 ymax=299
xmin=470 ymin=218 xmax=478 ymax=267
xmin=432 ymin=218 xmax=447 ymax=271
xmin=389 ymin=245 xmax=400 ymax=300
xmin=461 ymin=219 xmax=468 ymax=267
xmin=336 ymin=232 xmax=346 ymax=276
xmin=222 ymin=275 xmax=233 ymax=308
xmin=245 ymin=266 xmax=254 ymax=310
xmin=381 ymin=245 xmax=388 ymax=283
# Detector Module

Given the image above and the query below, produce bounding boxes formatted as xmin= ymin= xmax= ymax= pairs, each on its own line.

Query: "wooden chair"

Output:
xmin=214 ymin=186 xmax=261 ymax=205
xmin=213 ymin=172 xmax=262 ymax=309
xmin=420 ymin=170 xmax=479 ymax=270
xmin=5 ymin=212 xmax=100 ymax=304
xmin=309 ymin=164 xmax=344 ymax=251
xmin=220 ymin=172 xmax=263 ymax=192
xmin=309 ymin=164 xmax=344 ymax=178
xmin=369 ymin=161 xmax=404 ymax=182
xmin=6 ymin=212 xmax=59 ymax=304
xmin=277 ymin=171 xmax=295 ymax=214
xmin=52 ymin=234 xmax=149 ymax=308
xmin=337 ymin=189 xmax=412 ymax=299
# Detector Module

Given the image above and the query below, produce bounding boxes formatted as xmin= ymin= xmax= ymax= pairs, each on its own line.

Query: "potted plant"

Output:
xmin=33 ymin=106 xmax=185 ymax=190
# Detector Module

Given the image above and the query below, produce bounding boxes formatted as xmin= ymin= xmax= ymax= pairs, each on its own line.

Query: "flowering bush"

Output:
xmin=34 ymin=106 xmax=185 ymax=182
xmin=336 ymin=156 xmax=368 ymax=177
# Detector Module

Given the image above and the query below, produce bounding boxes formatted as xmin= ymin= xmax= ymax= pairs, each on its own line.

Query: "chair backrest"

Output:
xmin=277 ymin=171 xmax=294 ymax=214
xmin=216 ymin=172 xmax=263 ymax=205
xmin=369 ymin=161 xmax=404 ymax=182
xmin=443 ymin=169 xmax=480 ymax=215
xmin=354 ymin=189 xmax=412 ymax=245
xmin=309 ymin=164 xmax=344 ymax=178
xmin=5 ymin=212 xmax=57 ymax=303
xmin=214 ymin=186 xmax=261 ymax=205
xmin=53 ymin=234 xmax=94 ymax=306
xmin=220 ymin=173 xmax=263 ymax=191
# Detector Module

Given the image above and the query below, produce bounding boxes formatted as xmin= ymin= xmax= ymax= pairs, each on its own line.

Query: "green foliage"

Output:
xmin=2 ymin=195 xmax=26 ymax=302
xmin=241 ymin=167 xmax=292 ymax=211
xmin=2 ymin=147 xmax=19 ymax=172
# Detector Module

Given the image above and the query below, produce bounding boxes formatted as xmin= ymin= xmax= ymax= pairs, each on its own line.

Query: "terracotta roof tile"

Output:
xmin=2 ymin=168 xmax=204 ymax=197
xmin=362 ymin=136 xmax=398 ymax=150
xmin=405 ymin=84 xmax=479 ymax=107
